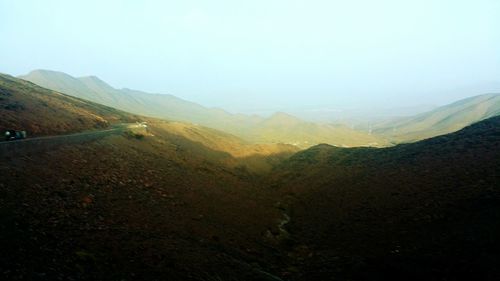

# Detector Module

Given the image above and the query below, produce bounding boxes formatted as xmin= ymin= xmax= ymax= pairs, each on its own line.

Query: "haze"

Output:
xmin=1 ymin=0 xmax=499 ymax=114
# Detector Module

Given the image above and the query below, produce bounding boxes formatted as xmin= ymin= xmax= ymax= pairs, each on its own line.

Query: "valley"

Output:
xmin=3 ymin=1 xmax=499 ymax=279
xmin=1 ymin=72 xmax=500 ymax=280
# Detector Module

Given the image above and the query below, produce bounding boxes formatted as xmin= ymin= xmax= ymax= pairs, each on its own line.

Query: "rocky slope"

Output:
xmin=268 ymin=116 xmax=500 ymax=280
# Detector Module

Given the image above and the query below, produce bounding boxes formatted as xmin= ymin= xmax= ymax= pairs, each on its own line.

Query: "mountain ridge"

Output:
xmin=20 ymin=69 xmax=387 ymax=148
xmin=375 ymin=92 xmax=500 ymax=142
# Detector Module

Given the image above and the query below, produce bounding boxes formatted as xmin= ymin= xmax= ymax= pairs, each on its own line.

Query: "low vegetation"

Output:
xmin=1 ymin=73 xmax=499 ymax=280
xmin=268 ymin=116 xmax=500 ymax=280
xmin=123 ymin=130 xmax=145 ymax=140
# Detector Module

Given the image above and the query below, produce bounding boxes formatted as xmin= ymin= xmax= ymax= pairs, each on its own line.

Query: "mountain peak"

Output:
xmin=78 ymin=75 xmax=109 ymax=84
xmin=79 ymin=75 xmax=101 ymax=81
xmin=23 ymin=69 xmax=75 ymax=79
xmin=266 ymin=111 xmax=302 ymax=122
xmin=28 ymin=69 xmax=61 ymax=74
xmin=269 ymin=111 xmax=300 ymax=120
xmin=78 ymin=75 xmax=115 ymax=92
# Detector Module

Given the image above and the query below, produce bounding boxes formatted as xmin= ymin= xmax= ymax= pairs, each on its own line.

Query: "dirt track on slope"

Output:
xmin=0 ymin=124 xmax=139 ymax=155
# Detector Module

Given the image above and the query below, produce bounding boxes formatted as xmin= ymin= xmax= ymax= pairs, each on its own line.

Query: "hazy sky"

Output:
xmin=1 ymin=0 xmax=499 ymax=113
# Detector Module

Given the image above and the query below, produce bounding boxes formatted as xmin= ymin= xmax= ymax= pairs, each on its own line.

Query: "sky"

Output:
xmin=1 ymin=0 xmax=499 ymax=114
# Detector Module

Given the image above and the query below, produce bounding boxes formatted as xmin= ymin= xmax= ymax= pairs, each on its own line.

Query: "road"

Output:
xmin=0 ymin=123 xmax=141 ymax=155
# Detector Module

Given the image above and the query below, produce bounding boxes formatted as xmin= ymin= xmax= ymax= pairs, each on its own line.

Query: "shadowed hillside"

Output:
xmin=0 ymin=132 xmax=291 ymax=281
xmin=268 ymin=116 xmax=500 ymax=280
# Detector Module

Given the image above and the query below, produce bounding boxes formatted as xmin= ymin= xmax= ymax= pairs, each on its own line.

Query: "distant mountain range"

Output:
xmin=374 ymin=93 xmax=500 ymax=142
xmin=19 ymin=69 xmax=243 ymax=129
xmin=20 ymin=69 xmax=387 ymax=148
xmin=18 ymin=69 xmax=500 ymax=146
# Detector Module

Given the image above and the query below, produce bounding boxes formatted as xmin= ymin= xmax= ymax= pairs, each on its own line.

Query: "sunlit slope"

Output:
xmin=147 ymin=120 xmax=299 ymax=173
xmin=249 ymin=112 xmax=387 ymax=148
xmin=0 ymin=73 xmax=139 ymax=136
xmin=21 ymin=69 xmax=386 ymax=148
xmin=375 ymin=93 xmax=500 ymax=142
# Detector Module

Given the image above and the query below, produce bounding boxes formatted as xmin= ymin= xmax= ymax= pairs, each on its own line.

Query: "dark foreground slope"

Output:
xmin=0 ymin=131 xmax=294 ymax=281
xmin=0 ymin=73 xmax=139 ymax=136
xmin=269 ymin=116 xmax=500 ymax=281
xmin=2 ymin=117 xmax=498 ymax=281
